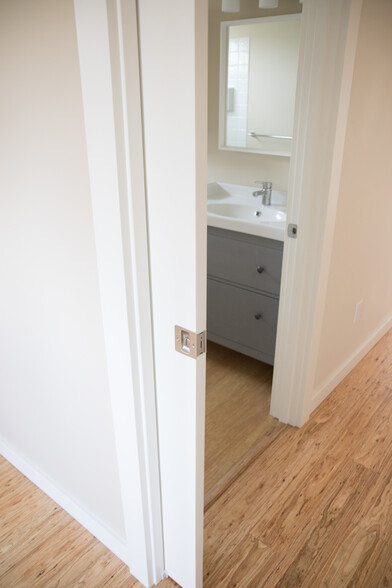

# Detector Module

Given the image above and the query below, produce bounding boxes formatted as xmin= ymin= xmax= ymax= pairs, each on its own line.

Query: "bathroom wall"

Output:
xmin=208 ymin=0 xmax=302 ymax=190
xmin=313 ymin=0 xmax=392 ymax=402
xmin=0 ymin=0 xmax=125 ymax=543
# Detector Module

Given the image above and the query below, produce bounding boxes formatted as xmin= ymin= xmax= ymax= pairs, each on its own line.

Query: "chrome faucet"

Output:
xmin=253 ymin=181 xmax=272 ymax=206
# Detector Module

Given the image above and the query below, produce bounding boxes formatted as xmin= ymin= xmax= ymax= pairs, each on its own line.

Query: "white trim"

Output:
xmin=0 ymin=439 xmax=128 ymax=564
xmin=310 ymin=315 xmax=392 ymax=414
xmin=74 ymin=1 xmax=163 ymax=586
xmin=271 ymin=0 xmax=363 ymax=426
xmin=108 ymin=1 xmax=164 ymax=582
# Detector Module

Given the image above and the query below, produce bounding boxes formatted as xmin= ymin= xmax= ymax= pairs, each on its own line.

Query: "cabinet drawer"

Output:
xmin=207 ymin=227 xmax=283 ymax=296
xmin=207 ymin=278 xmax=279 ymax=361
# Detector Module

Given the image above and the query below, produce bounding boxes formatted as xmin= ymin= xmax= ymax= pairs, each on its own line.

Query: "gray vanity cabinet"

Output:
xmin=207 ymin=227 xmax=283 ymax=365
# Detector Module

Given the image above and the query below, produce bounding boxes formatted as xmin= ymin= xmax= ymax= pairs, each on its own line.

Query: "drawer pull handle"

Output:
xmin=254 ymin=313 xmax=263 ymax=320
xmin=257 ymin=265 xmax=264 ymax=274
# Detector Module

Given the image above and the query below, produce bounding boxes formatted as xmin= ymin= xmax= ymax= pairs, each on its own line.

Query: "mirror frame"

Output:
xmin=218 ymin=14 xmax=301 ymax=158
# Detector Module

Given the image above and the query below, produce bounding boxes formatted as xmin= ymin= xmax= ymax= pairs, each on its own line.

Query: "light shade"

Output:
xmin=259 ymin=0 xmax=279 ymax=7
xmin=222 ymin=0 xmax=240 ymax=12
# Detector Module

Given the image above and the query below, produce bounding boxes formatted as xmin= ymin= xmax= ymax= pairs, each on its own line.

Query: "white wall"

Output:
xmin=208 ymin=0 xmax=301 ymax=189
xmin=313 ymin=0 xmax=392 ymax=403
xmin=0 ymin=0 xmax=125 ymax=542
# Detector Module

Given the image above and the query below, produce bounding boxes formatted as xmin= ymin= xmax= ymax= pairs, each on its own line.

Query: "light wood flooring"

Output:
xmin=204 ymin=342 xmax=277 ymax=499
xmin=0 ymin=457 xmax=177 ymax=588
xmin=1 ymin=328 xmax=392 ymax=587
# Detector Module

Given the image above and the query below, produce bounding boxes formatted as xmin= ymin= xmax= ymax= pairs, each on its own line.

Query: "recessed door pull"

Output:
xmin=175 ymin=326 xmax=206 ymax=358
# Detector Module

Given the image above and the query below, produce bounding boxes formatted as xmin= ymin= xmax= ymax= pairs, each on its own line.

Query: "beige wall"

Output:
xmin=0 ymin=0 xmax=125 ymax=538
xmin=314 ymin=0 xmax=392 ymax=392
xmin=208 ymin=0 xmax=301 ymax=189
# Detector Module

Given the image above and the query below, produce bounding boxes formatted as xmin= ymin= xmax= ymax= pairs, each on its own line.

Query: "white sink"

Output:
xmin=207 ymin=182 xmax=287 ymax=241
xmin=208 ymin=202 xmax=286 ymax=223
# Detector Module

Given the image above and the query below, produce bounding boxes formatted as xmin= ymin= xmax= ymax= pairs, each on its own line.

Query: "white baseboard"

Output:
xmin=0 ymin=438 xmax=128 ymax=566
xmin=311 ymin=315 xmax=392 ymax=414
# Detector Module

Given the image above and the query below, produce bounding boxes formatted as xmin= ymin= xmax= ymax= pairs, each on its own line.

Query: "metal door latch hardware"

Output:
xmin=175 ymin=326 xmax=206 ymax=359
xmin=288 ymin=223 xmax=298 ymax=238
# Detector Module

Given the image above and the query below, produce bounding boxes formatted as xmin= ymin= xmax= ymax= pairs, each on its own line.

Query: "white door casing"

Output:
xmin=271 ymin=0 xmax=363 ymax=426
xmin=76 ymin=0 xmax=208 ymax=586
xmin=74 ymin=0 xmax=164 ymax=585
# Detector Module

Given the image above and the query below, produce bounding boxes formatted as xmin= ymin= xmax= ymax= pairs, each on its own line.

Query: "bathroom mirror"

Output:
xmin=219 ymin=14 xmax=301 ymax=157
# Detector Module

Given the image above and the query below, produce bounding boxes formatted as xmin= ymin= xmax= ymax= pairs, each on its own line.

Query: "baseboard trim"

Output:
xmin=0 ymin=438 xmax=128 ymax=565
xmin=311 ymin=315 xmax=392 ymax=414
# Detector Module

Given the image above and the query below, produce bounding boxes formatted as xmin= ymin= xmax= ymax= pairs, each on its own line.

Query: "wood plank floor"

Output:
xmin=1 ymin=328 xmax=392 ymax=587
xmin=204 ymin=342 xmax=277 ymax=495
xmin=0 ymin=457 xmax=176 ymax=588
xmin=204 ymin=328 xmax=392 ymax=586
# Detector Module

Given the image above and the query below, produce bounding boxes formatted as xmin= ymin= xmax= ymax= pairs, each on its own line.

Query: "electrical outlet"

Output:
xmin=353 ymin=300 xmax=363 ymax=324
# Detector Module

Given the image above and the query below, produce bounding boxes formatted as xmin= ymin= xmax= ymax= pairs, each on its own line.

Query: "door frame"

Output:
xmin=74 ymin=0 xmax=363 ymax=586
xmin=271 ymin=0 xmax=363 ymax=426
xmin=74 ymin=1 xmax=164 ymax=586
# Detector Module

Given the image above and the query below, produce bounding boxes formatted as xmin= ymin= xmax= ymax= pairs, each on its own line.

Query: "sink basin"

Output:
xmin=207 ymin=182 xmax=287 ymax=241
xmin=208 ymin=202 xmax=286 ymax=223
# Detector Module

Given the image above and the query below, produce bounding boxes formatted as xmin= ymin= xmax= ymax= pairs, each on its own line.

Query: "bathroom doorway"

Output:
xmin=76 ymin=0 xmax=362 ymax=582
xmin=204 ymin=0 xmax=301 ymax=504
